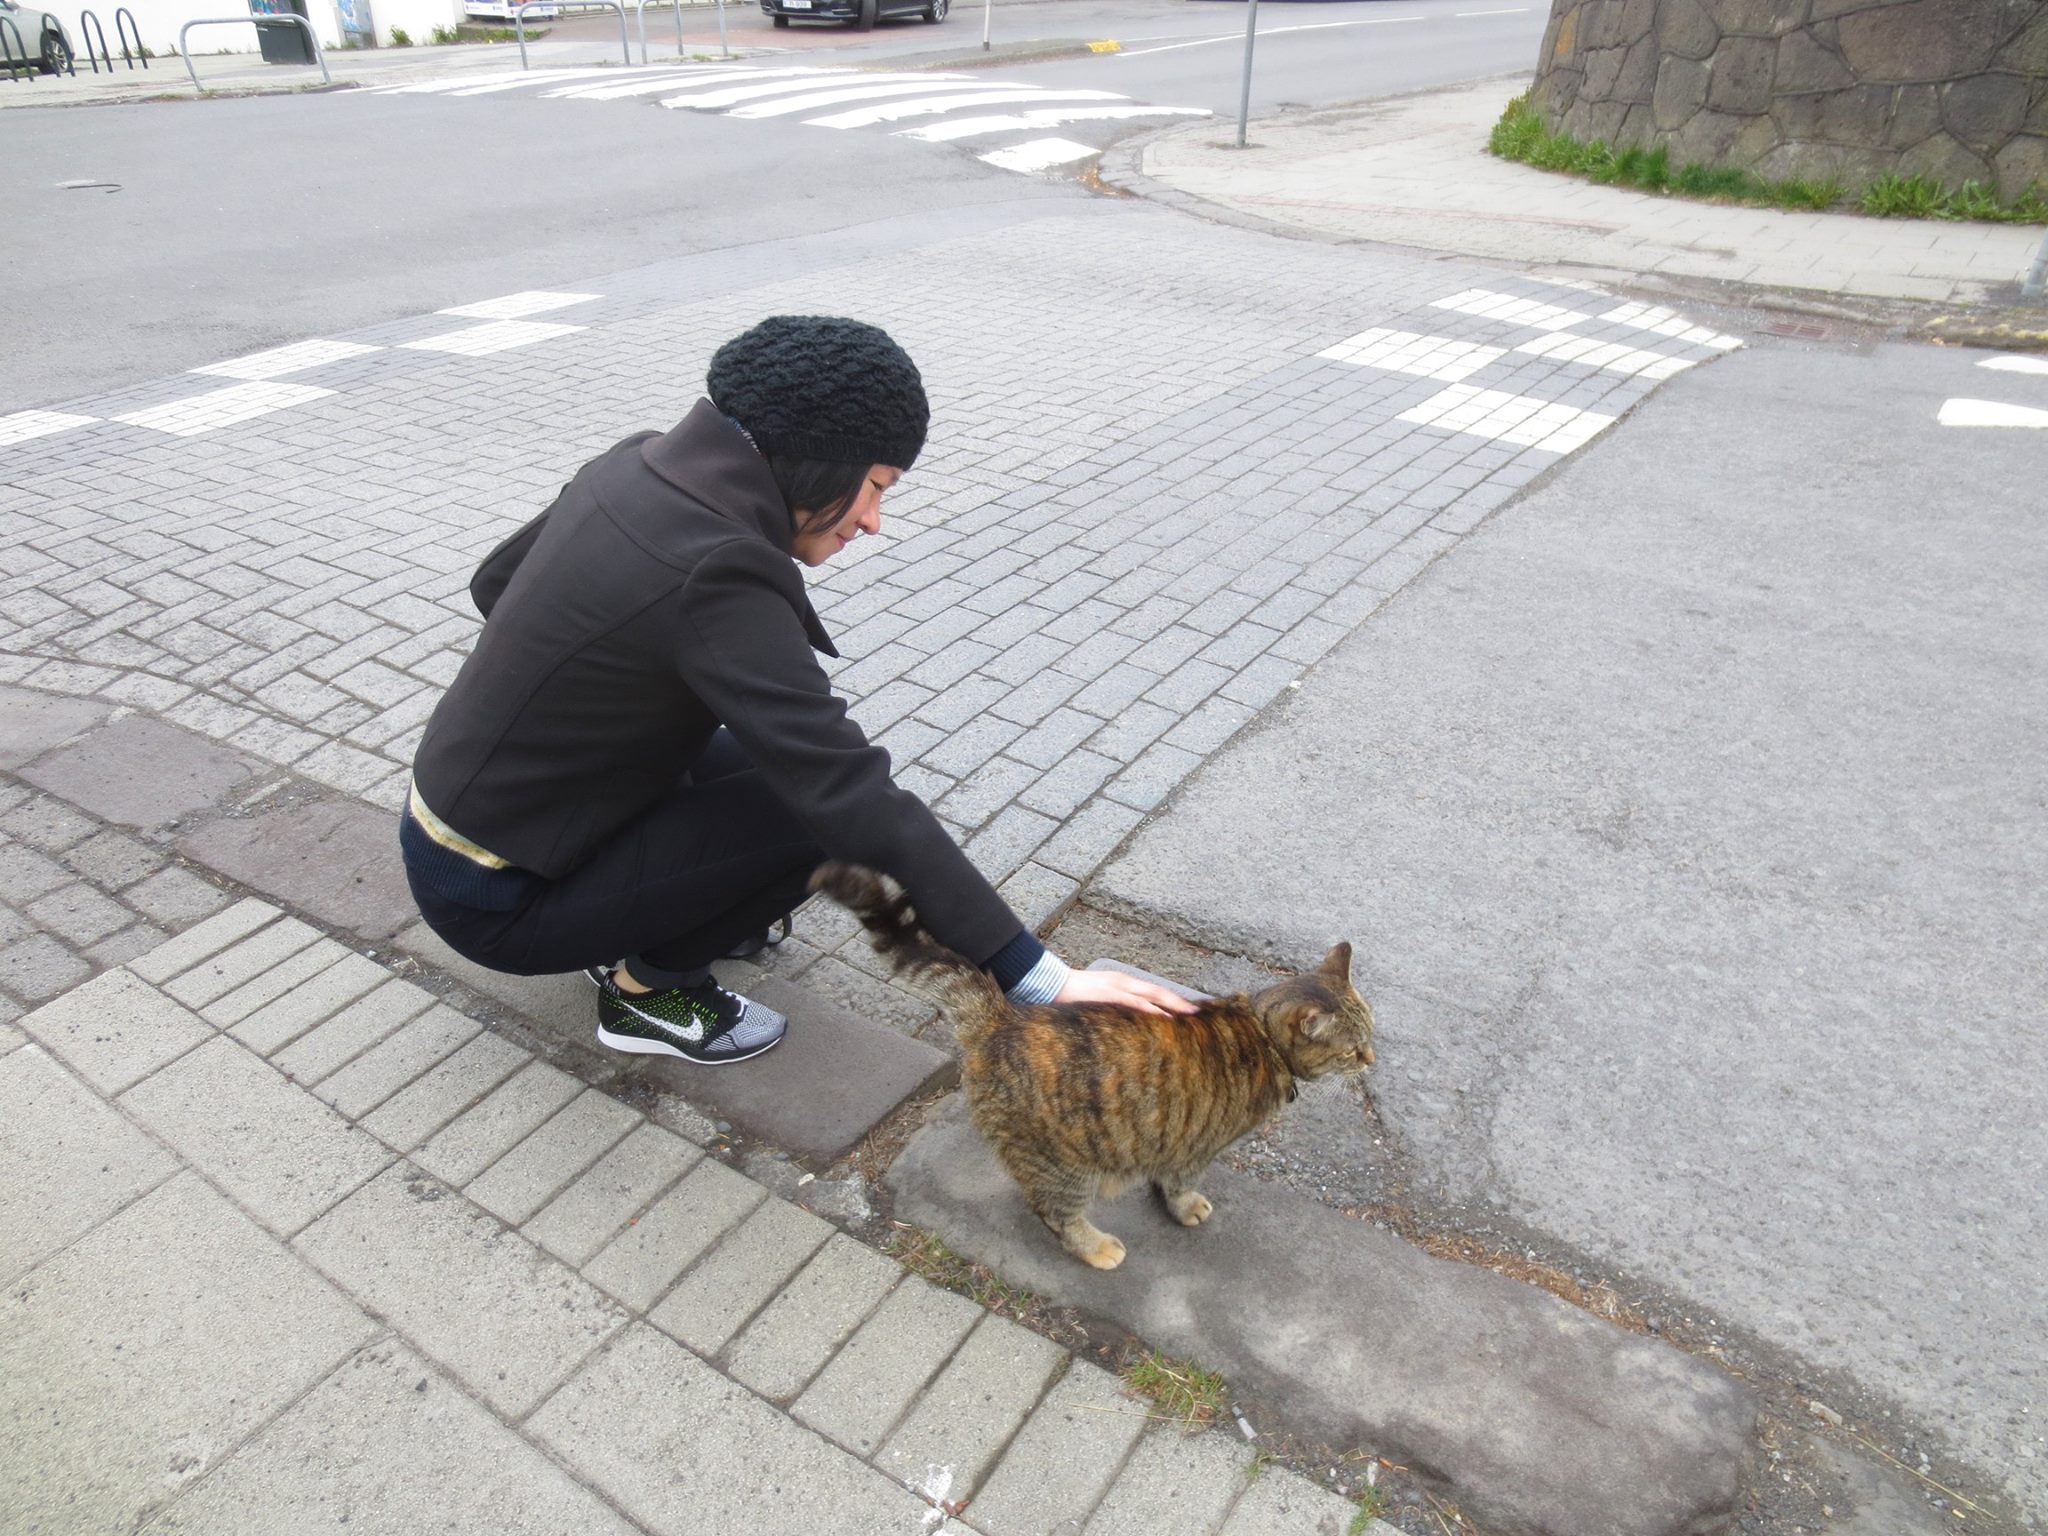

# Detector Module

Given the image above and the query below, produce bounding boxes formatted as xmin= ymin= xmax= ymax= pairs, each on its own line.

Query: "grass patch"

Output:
xmin=884 ymin=1226 xmax=1041 ymax=1320
xmin=1490 ymin=94 xmax=2046 ymax=223
xmin=1119 ymin=1349 xmax=1229 ymax=1432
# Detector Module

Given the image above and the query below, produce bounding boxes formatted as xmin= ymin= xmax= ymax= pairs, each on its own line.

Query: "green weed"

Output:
xmin=388 ymin=25 xmax=411 ymax=44
xmin=1347 ymin=1485 xmax=1388 ymax=1534
xmin=1861 ymin=172 xmax=1944 ymax=218
xmin=1120 ymin=1349 xmax=1229 ymax=1432
xmin=1769 ymin=176 xmax=1843 ymax=211
xmin=883 ymin=1227 xmax=1040 ymax=1320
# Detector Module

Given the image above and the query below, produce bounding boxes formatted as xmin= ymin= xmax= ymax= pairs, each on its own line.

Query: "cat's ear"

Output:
xmin=1303 ymin=1008 xmax=1337 ymax=1040
xmin=1318 ymin=942 xmax=1353 ymax=983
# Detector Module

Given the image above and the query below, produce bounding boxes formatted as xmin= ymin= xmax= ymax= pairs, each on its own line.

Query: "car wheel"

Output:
xmin=923 ymin=0 xmax=946 ymax=19
xmin=854 ymin=0 xmax=876 ymax=29
xmin=771 ymin=10 xmax=788 ymax=21
xmin=41 ymin=30 xmax=71 ymax=73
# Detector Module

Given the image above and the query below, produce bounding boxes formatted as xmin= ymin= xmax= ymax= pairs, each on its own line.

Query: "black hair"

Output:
xmin=765 ymin=452 xmax=872 ymax=536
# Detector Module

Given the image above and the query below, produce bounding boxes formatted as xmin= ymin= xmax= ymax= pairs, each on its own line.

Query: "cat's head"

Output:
xmin=1254 ymin=942 xmax=1376 ymax=1080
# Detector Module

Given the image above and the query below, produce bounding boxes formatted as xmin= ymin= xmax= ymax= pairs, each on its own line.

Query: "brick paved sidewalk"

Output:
xmin=3 ymin=892 xmax=1391 ymax=1536
xmin=1115 ymin=76 xmax=2046 ymax=309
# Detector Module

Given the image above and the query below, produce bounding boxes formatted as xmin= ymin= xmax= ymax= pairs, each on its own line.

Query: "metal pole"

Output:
xmin=514 ymin=0 xmax=527 ymax=68
xmin=2025 ymin=226 xmax=2048 ymax=301
xmin=981 ymin=0 xmax=990 ymax=52
xmin=716 ymin=0 xmax=727 ymax=58
xmin=1235 ymin=0 xmax=1259 ymax=148
xmin=635 ymin=0 xmax=646 ymax=63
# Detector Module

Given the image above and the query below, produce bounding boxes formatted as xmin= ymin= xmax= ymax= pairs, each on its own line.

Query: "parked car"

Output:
xmin=0 ymin=0 xmax=71 ymax=71
xmin=758 ymin=0 xmax=946 ymax=31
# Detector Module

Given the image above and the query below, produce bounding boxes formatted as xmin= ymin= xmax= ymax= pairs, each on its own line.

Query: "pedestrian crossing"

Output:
xmin=358 ymin=64 xmax=1210 ymax=175
xmin=1940 ymin=354 xmax=2048 ymax=428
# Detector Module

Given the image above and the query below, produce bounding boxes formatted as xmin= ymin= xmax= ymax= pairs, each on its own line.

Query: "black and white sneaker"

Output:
xmin=593 ymin=968 xmax=786 ymax=1066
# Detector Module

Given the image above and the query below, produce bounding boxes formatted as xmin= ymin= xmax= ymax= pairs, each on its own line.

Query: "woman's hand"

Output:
xmin=1053 ymin=968 xmax=1200 ymax=1017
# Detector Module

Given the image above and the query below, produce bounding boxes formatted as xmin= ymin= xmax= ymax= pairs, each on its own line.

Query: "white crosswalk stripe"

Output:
xmin=807 ymin=87 xmax=1126 ymax=129
xmin=356 ymin=64 xmax=1209 ymax=177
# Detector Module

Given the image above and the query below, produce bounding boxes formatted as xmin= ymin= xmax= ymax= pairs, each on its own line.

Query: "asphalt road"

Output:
xmin=4 ymin=0 xmax=1544 ymax=410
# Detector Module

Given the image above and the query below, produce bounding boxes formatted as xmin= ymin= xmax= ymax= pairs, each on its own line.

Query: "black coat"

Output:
xmin=410 ymin=398 xmax=1022 ymax=966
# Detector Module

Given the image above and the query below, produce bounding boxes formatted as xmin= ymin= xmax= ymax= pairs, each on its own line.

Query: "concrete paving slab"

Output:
xmin=162 ymin=916 xmax=324 ymax=1011
xmin=792 ymin=1271 xmax=985 ymax=1457
xmin=142 ymin=1341 xmax=639 ymax=1535
xmin=398 ymin=920 xmax=955 ymax=1163
xmin=648 ymin=1196 xmax=833 ymax=1357
xmin=463 ymin=1085 xmax=639 ymax=1226
xmin=178 ymin=792 xmax=416 ymax=942
xmin=1218 ymin=1465 xmax=1371 ymax=1536
xmin=198 ymin=936 xmax=357 ymax=1028
xmin=0 ymin=685 xmax=115 ymax=771
xmin=272 ymin=976 xmax=436 ymax=1085
xmin=523 ymin=1120 xmax=699 ymax=1269
xmin=0 ymin=1171 xmax=374 ymax=1534
xmin=968 ymin=1358 xmax=1153 ymax=1536
xmin=19 ymin=715 xmax=260 ymax=831
xmin=293 ymin=1162 xmax=628 ymax=1418
xmin=226 ymin=949 xmax=390 ymax=1057
xmin=581 ymin=1154 xmax=769 ymax=1312
xmin=0 ymin=1044 xmax=177 ymax=1285
xmin=18 ymin=965 xmax=213 ymax=1095
xmin=1081 ymin=1426 xmax=1258 ymax=1536
xmin=357 ymin=1029 xmax=530 ymax=1153
xmin=121 ymin=1035 xmax=394 ymax=1235
xmin=874 ymin=1312 xmax=1068 ymax=1505
xmin=312 ymin=1001 xmax=481 ymax=1119
xmin=128 ymin=896 xmax=280 ymax=985
xmin=723 ymin=1232 xmax=904 ymax=1402
xmin=411 ymin=1056 xmax=586 ymax=1188
xmin=888 ymin=1104 xmax=1752 ymax=1536
xmin=529 ymin=1322 xmax=940 ymax=1536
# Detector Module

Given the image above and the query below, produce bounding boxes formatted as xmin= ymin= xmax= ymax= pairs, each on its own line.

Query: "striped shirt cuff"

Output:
xmin=1006 ymin=948 xmax=1072 ymax=1006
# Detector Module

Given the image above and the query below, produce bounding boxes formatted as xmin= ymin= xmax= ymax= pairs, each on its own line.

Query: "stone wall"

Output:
xmin=1529 ymin=0 xmax=2048 ymax=199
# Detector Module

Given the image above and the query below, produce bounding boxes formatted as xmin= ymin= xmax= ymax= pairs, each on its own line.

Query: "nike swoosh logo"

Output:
xmin=626 ymin=1003 xmax=706 ymax=1043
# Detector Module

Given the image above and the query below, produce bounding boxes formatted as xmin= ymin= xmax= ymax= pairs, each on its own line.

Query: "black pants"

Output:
xmin=407 ymin=731 xmax=823 ymax=988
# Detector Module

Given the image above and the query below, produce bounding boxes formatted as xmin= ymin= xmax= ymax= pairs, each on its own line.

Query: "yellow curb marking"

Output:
xmin=1088 ymin=38 xmax=1121 ymax=52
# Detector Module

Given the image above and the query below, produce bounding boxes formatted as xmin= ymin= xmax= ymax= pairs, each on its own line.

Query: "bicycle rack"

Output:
xmin=115 ymin=5 xmax=146 ymax=65
xmin=1 ymin=16 xmax=33 ymax=79
xmin=178 ymin=13 xmax=328 ymax=91
xmin=42 ymin=18 xmax=74 ymax=72
xmin=515 ymin=0 xmax=628 ymax=70
xmin=79 ymin=9 xmax=112 ymax=70
xmin=634 ymin=0 xmax=727 ymax=65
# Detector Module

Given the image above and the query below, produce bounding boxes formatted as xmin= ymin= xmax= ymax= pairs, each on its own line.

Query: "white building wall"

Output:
xmin=372 ymin=0 xmax=461 ymax=45
xmin=114 ymin=0 xmax=459 ymax=53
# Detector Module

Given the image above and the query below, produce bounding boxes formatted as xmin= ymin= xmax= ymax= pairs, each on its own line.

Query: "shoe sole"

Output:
xmin=596 ymin=1021 xmax=783 ymax=1067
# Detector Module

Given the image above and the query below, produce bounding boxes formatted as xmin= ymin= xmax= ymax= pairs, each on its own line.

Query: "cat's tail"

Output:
xmin=807 ymin=862 xmax=1005 ymax=1036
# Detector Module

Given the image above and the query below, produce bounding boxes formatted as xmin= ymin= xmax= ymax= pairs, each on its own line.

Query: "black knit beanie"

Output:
xmin=707 ymin=315 xmax=930 ymax=471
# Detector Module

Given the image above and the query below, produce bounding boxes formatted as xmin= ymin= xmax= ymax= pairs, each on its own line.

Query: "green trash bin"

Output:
xmin=250 ymin=0 xmax=312 ymax=62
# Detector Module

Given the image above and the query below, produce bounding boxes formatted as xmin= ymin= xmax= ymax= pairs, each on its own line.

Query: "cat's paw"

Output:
xmin=1167 ymin=1190 xmax=1213 ymax=1226
xmin=1075 ymin=1231 xmax=1127 ymax=1270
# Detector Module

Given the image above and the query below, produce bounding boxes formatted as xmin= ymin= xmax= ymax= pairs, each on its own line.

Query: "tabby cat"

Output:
xmin=810 ymin=862 xmax=1376 ymax=1270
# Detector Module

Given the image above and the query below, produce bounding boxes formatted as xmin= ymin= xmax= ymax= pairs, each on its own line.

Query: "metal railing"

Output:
xmin=79 ymin=8 xmax=111 ymax=70
xmin=178 ymin=13 xmax=329 ymax=91
xmin=115 ymin=5 xmax=146 ymax=65
xmin=1 ymin=16 xmax=34 ymax=79
xmin=634 ymin=0 xmax=727 ymax=64
xmin=43 ymin=19 xmax=74 ymax=71
xmin=515 ymin=0 xmax=629 ymax=69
